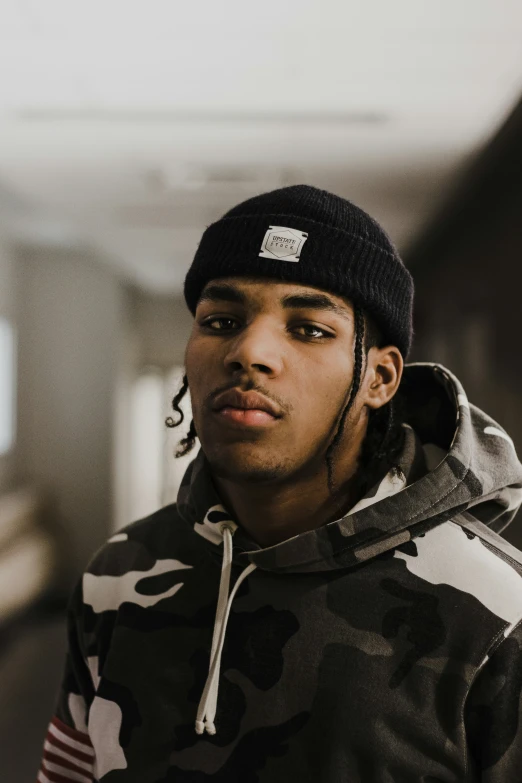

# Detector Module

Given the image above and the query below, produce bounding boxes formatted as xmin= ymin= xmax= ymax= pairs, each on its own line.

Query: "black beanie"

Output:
xmin=184 ymin=184 xmax=414 ymax=357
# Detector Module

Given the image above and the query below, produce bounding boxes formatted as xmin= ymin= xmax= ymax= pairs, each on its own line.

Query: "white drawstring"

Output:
xmin=195 ymin=524 xmax=257 ymax=735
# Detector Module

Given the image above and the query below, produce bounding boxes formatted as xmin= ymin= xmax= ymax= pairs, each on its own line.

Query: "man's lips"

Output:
xmin=210 ymin=388 xmax=283 ymax=428
xmin=216 ymin=407 xmax=278 ymax=427
xmin=211 ymin=389 xmax=283 ymax=418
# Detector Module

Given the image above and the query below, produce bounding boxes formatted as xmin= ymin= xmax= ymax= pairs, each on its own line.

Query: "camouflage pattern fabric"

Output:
xmin=38 ymin=363 xmax=522 ymax=782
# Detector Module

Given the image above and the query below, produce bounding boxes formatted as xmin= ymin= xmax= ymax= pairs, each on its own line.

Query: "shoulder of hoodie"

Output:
xmin=454 ymin=515 xmax=522 ymax=682
xmin=381 ymin=511 xmax=522 ymax=654
xmin=444 ymin=513 xmax=522 ymax=644
xmin=454 ymin=511 xmax=522 ymax=576
xmin=83 ymin=502 xmax=203 ymax=578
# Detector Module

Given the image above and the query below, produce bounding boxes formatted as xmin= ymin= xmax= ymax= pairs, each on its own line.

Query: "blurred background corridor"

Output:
xmin=1 ymin=1 xmax=522 ymax=779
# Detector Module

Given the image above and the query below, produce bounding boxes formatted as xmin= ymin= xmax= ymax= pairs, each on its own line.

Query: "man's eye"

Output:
xmin=294 ymin=324 xmax=332 ymax=339
xmin=202 ymin=317 xmax=239 ymax=331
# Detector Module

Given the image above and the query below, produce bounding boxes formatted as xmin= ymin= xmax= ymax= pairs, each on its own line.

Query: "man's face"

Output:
xmin=184 ymin=276 xmax=363 ymax=484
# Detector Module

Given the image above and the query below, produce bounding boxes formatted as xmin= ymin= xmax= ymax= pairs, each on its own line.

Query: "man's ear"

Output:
xmin=364 ymin=346 xmax=403 ymax=410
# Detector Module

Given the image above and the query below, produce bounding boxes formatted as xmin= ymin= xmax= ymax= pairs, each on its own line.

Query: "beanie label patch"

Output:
xmin=259 ymin=226 xmax=308 ymax=263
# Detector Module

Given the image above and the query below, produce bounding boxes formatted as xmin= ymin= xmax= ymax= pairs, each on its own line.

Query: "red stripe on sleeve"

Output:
xmin=38 ymin=716 xmax=95 ymax=783
xmin=44 ymin=733 xmax=94 ymax=765
xmin=51 ymin=716 xmax=92 ymax=747
xmin=43 ymin=749 xmax=90 ymax=775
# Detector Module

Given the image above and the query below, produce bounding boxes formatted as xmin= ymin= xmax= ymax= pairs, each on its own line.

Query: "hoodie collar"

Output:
xmin=177 ymin=363 xmax=522 ymax=574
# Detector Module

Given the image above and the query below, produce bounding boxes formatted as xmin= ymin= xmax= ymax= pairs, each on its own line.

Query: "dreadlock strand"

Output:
xmin=175 ymin=418 xmax=198 ymax=458
xmin=325 ymin=305 xmax=365 ymax=494
xmin=165 ymin=373 xmax=189 ymax=429
xmin=166 ymin=373 xmax=199 ymax=458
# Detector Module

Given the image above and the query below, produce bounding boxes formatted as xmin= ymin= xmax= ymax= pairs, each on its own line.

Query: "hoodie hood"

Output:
xmin=177 ymin=363 xmax=522 ymax=574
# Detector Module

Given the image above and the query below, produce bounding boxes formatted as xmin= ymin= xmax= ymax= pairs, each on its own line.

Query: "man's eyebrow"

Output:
xmin=280 ymin=293 xmax=352 ymax=322
xmin=198 ymin=283 xmax=246 ymax=305
xmin=198 ymin=284 xmax=352 ymax=322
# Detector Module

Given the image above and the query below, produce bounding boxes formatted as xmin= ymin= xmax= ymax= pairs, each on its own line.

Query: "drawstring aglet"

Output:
xmin=195 ymin=719 xmax=216 ymax=735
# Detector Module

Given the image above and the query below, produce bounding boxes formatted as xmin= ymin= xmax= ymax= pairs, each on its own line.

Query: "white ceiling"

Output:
xmin=0 ymin=0 xmax=521 ymax=292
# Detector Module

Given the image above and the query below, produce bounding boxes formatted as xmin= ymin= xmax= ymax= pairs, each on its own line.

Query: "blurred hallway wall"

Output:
xmin=111 ymin=288 xmax=193 ymax=531
xmin=14 ymin=246 xmax=127 ymax=572
xmin=407 ymin=98 xmax=522 ymax=548
xmin=134 ymin=291 xmax=192 ymax=370
xmin=0 ymin=241 xmax=17 ymax=493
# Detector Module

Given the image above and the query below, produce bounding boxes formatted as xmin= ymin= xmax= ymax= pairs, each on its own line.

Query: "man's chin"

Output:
xmin=203 ymin=447 xmax=288 ymax=484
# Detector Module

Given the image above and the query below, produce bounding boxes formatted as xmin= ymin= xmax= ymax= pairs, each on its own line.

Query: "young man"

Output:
xmin=39 ymin=186 xmax=522 ymax=782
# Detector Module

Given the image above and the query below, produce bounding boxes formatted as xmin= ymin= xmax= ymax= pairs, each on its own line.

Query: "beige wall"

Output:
xmin=0 ymin=240 xmax=17 ymax=493
xmin=8 ymin=252 xmax=195 ymax=561
xmin=111 ymin=290 xmax=194 ymax=531
xmin=15 ymin=246 xmax=126 ymax=572
xmin=133 ymin=290 xmax=193 ymax=370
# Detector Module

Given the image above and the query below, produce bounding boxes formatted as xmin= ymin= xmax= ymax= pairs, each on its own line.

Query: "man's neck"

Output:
xmin=211 ymin=461 xmax=362 ymax=548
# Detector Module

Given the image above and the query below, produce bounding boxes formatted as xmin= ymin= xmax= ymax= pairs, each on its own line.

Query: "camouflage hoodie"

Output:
xmin=39 ymin=363 xmax=522 ymax=783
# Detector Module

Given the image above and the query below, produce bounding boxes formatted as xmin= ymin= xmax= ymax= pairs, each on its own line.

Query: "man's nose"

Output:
xmin=223 ymin=320 xmax=284 ymax=376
